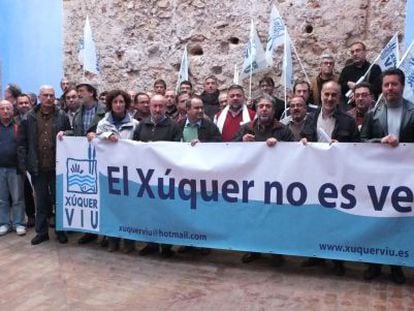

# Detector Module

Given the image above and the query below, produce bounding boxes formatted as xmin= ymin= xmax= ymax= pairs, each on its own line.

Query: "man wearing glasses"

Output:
xmin=348 ymin=82 xmax=374 ymax=130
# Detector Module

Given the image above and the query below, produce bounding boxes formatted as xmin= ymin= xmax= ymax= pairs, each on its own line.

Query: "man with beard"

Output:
xmin=234 ymin=95 xmax=294 ymax=265
xmin=200 ymin=75 xmax=220 ymax=120
xmin=214 ymin=85 xmax=255 ymax=142
xmin=281 ymin=96 xmax=308 ymax=141
xmin=165 ymin=89 xmax=178 ymax=119
xmin=360 ymin=68 xmax=414 ymax=285
xmin=69 ymin=82 xmax=106 ymax=245
xmin=174 ymin=91 xmax=190 ymax=123
xmin=133 ymin=93 xmax=151 ymax=121
xmin=63 ymin=87 xmax=80 ymax=128
xmin=348 ymin=82 xmax=374 ymax=130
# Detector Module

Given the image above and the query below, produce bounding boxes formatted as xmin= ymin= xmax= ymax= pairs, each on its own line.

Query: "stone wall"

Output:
xmin=62 ymin=0 xmax=407 ymax=96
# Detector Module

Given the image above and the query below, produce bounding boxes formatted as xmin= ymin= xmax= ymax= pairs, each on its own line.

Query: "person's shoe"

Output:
xmin=301 ymin=257 xmax=325 ymax=267
xmin=78 ymin=233 xmax=97 ymax=244
xmin=177 ymin=246 xmax=193 ymax=253
xmin=123 ymin=240 xmax=135 ymax=254
xmin=241 ymin=252 xmax=261 ymax=263
xmin=56 ymin=232 xmax=68 ymax=244
xmin=139 ymin=244 xmax=159 ymax=256
xmin=272 ymin=254 xmax=286 ymax=267
xmin=26 ymin=217 xmax=35 ymax=228
xmin=31 ymin=234 xmax=49 ymax=245
xmin=390 ymin=266 xmax=406 ymax=285
xmin=332 ymin=261 xmax=346 ymax=276
xmin=100 ymin=236 xmax=109 ymax=247
xmin=363 ymin=264 xmax=382 ymax=281
xmin=160 ymin=246 xmax=175 ymax=258
xmin=15 ymin=225 xmax=27 ymax=236
xmin=0 ymin=225 xmax=10 ymax=236
xmin=108 ymin=240 xmax=119 ymax=252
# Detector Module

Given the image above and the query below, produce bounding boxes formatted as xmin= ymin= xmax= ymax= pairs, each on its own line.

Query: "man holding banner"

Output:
xmin=360 ymin=68 xmax=414 ymax=284
xmin=234 ymin=94 xmax=294 ymax=265
xmin=300 ymin=81 xmax=359 ymax=276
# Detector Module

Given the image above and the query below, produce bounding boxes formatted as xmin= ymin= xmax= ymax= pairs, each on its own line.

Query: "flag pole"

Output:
xmin=346 ymin=32 xmax=400 ymax=99
xmin=284 ymin=32 xmax=288 ymax=113
xmin=290 ymin=39 xmax=310 ymax=84
xmin=397 ymin=37 xmax=414 ymax=67
xmin=249 ymin=20 xmax=254 ymax=100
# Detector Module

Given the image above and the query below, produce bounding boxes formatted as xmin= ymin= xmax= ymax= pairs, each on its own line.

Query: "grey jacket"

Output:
xmin=67 ymin=101 xmax=106 ymax=136
xmin=360 ymin=98 xmax=414 ymax=143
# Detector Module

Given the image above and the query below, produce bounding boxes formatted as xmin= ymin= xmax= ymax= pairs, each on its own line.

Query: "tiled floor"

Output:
xmin=1 ymin=231 xmax=413 ymax=310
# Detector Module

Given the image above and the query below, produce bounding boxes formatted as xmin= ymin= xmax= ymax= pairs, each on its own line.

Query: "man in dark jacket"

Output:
xmin=178 ymin=95 xmax=222 ymax=144
xmin=338 ymin=41 xmax=382 ymax=101
xmin=301 ymin=81 xmax=360 ymax=144
xmin=133 ymin=94 xmax=181 ymax=258
xmin=234 ymin=95 xmax=294 ymax=265
xmin=63 ymin=82 xmax=106 ymax=245
xmin=360 ymin=68 xmax=413 ymax=285
xmin=300 ymin=80 xmax=359 ymax=276
xmin=200 ymin=75 xmax=220 ymax=120
xmin=0 ymin=100 xmax=26 ymax=236
xmin=176 ymin=95 xmax=221 ymax=254
xmin=19 ymin=86 xmax=71 ymax=245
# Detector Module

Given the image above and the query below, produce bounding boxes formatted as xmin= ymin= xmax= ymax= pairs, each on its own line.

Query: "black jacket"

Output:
xmin=19 ymin=105 xmax=71 ymax=175
xmin=133 ymin=116 xmax=181 ymax=142
xmin=178 ymin=118 xmax=222 ymax=142
xmin=233 ymin=119 xmax=294 ymax=142
xmin=301 ymin=108 xmax=360 ymax=142
xmin=360 ymin=99 xmax=414 ymax=143
xmin=338 ymin=61 xmax=382 ymax=100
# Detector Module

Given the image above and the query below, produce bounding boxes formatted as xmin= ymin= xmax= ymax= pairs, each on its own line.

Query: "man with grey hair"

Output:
xmin=0 ymin=100 xmax=26 ymax=236
xmin=311 ymin=54 xmax=337 ymax=106
xmin=133 ymin=94 xmax=181 ymax=258
xmin=19 ymin=85 xmax=71 ymax=245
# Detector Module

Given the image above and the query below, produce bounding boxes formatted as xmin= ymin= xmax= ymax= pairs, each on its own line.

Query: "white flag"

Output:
xmin=79 ymin=16 xmax=99 ymax=75
xmin=240 ymin=20 xmax=268 ymax=80
xmin=398 ymin=40 xmax=414 ymax=103
xmin=176 ymin=45 xmax=189 ymax=91
xmin=282 ymin=32 xmax=294 ymax=91
xmin=377 ymin=32 xmax=400 ymax=71
xmin=233 ymin=64 xmax=240 ymax=85
xmin=265 ymin=5 xmax=286 ymax=65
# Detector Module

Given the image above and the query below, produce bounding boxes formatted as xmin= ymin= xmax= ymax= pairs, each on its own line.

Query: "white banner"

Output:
xmin=57 ymin=138 xmax=414 ymax=266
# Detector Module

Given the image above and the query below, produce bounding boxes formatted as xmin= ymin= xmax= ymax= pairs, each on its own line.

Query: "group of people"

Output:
xmin=0 ymin=40 xmax=412 ymax=285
